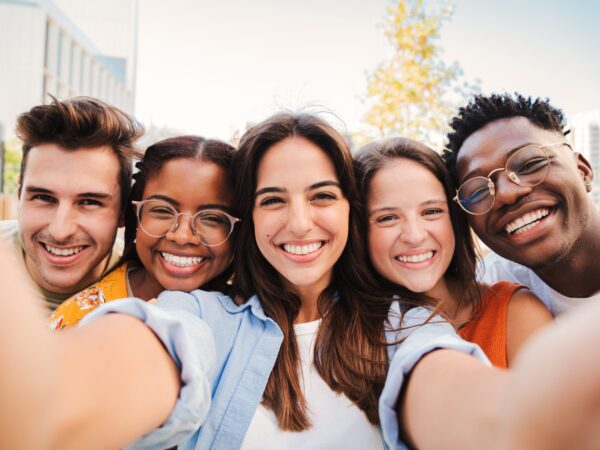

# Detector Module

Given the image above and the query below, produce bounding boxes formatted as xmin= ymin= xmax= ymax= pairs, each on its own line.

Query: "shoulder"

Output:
xmin=507 ymin=286 xmax=552 ymax=321
xmin=0 ymin=220 xmax=19 ymax=245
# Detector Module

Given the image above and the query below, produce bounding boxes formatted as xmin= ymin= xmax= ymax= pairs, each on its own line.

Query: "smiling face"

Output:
xmin=456 ymin=117 xmax=595 ymax=269
xmin=252 ymin=136 xmax=350 ymax=299
xmin=367 ymin=158 xmax=455 ymax=297
xmin=18 ymin=144 xmax=122 ymax=295
xmin=135 ymin=157 xmax=234 ymax=293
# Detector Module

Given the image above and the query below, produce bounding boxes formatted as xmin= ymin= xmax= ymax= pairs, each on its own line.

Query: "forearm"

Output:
xmin=50 ymin=314 xmax=180 ymax=450
xmin=0 ymin=242 xmax=56 ymax=449
xmin=402 ymin=350 xmax=510 ymax=450
xmin=502 ymin=302 xmax=600 ymax=450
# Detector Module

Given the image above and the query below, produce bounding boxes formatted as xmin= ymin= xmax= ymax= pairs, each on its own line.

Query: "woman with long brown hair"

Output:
xmin=232 ymin=112 xmax=398 ymax=446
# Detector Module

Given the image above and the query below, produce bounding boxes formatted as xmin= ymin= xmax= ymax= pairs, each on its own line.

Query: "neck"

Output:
xmin=427 ymin=276 xmax=473 ymax=323
xmin=294 ymin=286 xmax=321 ymax=324
xmin=128 ymin=266 xmax=163 ymax=301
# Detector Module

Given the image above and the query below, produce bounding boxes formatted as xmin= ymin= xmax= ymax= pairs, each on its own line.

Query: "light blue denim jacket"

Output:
xmin=83 ymin=290 xmax=487 ymax=449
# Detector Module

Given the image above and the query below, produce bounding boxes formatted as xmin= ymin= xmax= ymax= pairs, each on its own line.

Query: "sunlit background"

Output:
xmin=1 ymin=0 xmax=600 ymax=215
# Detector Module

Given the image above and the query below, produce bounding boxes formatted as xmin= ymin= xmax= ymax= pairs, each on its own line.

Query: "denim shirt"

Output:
xmin=84 ymin=291 xmax=486 ymax=450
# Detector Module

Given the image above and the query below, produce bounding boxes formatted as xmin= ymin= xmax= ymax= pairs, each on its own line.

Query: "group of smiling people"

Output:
xmin=2 ymin=93 xmax=600 ymax=450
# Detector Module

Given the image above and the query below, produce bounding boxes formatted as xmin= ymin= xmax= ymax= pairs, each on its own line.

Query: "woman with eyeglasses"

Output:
xmin=49 ymin=136 xmax=240 ymax=330
xmin=356 ymin=137 xmax=552 ymax=368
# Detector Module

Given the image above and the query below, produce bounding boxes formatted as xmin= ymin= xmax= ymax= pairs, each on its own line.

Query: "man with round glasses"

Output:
xmin=444 ymin=93 xmax=600 ymax=316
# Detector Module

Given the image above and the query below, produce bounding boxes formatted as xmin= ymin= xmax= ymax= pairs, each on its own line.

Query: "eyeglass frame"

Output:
xmin=132 ymin=199 xmax=241 ymax=246
xmin=453 ymin=141 xmax=572 ymax=216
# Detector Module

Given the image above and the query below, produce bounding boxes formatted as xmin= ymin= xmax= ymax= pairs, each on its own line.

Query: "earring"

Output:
xmin=585 ymin=181 xmax=593 ymax=192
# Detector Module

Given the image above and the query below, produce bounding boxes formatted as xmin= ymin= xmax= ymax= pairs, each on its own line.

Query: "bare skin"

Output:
xmin=0 ymin=241 xmax=180 ymax=450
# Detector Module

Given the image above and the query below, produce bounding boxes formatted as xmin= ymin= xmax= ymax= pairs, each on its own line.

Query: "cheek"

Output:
xmin=368 ymin=227 xmax=395 ymax=271
xmin=211 ymin=241 xmax=234 ymax=267
xmin=135 ymin=228 xmax=157 ymax=263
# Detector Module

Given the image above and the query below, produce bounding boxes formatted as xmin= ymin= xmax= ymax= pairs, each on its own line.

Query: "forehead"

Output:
xmin=456 ymin=117 xmax=564 ymax=180
xmin=369 ymin=158 xmax=446 ymax=207
xmin=22 ymin=144 xmax=121 ymax=194
xmin=256 ymin=136 xmax=338 ymax=187
xmin=144 ymin=158 xmax=232 ymax=203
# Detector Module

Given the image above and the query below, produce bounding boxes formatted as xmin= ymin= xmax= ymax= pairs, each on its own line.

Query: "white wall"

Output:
xmin=0 ymin=3 xmax=46 ymax=138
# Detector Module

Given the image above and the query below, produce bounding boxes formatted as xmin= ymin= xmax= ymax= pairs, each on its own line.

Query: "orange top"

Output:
xmin=459 ymin=281 xmax=522 ymax=368
xmin=49 ymin=262 xmax=129 ymax=331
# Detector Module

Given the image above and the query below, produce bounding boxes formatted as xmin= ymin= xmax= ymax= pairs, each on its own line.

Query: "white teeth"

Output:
xmin=396 ymin=251 xmax=434 ymax=263
xmin=44 ymin=244 xmax=83 ymax=256
xmin=505 ymin=209 xmax=550 ymax=235
xmin=282 ymin=242 xmax=323 ymax=255
xmin=161 ymin=252 xmax=206 ymax=267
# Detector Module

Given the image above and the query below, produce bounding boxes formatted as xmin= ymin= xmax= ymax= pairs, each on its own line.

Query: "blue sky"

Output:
xmin=135 ymin=0 xmax=600 ymax=139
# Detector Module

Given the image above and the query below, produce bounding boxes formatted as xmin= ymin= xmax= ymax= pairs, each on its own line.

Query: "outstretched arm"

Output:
xmin=401 ymin=302 xmax=600 ymax=450
xmin=0 ymin=242 xmax=180 ymax=450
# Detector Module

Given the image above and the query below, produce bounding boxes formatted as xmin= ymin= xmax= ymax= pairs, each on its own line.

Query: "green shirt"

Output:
xmin=0 ymin=219 xmax=123 ymax=312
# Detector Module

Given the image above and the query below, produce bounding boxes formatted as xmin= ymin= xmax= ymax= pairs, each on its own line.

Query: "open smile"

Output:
xmin=40 ymin=242 xmax=90 ymax=265
xmin=278 ymin=240 xmax=327 ymax=262
xmin=394 ymin=250 xmax=437 ymax=268
xmin=504 ymin=208 xmax=551 ymax=235
xmin=159 ymin=251 xmax=210 ymax=276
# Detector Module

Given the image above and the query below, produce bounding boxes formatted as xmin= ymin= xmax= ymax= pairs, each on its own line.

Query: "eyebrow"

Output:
xmin=369 ymin=199 xmax=446 ymax=216
xmin=145 ymin=194 xmax=232 ymax=213
xmin=255 ymin=180 xmax=341 ymax=197
xmin=24 ymin=186 xmax=114 ymax=200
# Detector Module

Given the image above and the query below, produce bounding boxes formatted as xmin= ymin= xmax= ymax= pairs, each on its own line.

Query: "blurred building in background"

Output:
xmin=571 ymin=111 xmax=600 ymax=205
xmin=0 ymin=0 xmax=138 ymax=140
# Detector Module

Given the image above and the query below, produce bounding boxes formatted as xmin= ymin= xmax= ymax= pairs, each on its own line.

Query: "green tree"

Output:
xmin=364 ymin=0 xmax=477 ymax=146
xmin=3 ymin=139 xmax=22 ymax=194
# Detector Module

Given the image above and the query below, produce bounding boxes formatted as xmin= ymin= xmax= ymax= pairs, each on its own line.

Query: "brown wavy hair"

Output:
xmin=121 ymin=135 xmax=238 ymax=292
xmin=233 ymin=113 xmax=396 ymax=431
xmin=16 ymin=96 xmax=143 ymax=213
xmin=355 ymin=137 xmax=481 ymax=320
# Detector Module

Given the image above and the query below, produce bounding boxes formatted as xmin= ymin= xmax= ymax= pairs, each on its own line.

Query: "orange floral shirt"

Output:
xmin=49 ymin=262 xmax=129 ymax=331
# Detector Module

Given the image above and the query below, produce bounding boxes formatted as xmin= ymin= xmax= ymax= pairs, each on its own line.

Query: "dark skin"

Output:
xmin=456 ymin=117 xmax=600 ymax=298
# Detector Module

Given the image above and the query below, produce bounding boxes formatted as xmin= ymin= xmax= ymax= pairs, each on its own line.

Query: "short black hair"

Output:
xmin=443 ymin=93 xmax=566 ymax=181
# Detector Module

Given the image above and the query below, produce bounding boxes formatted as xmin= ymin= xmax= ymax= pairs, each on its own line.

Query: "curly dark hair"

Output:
xmin=443 ymin=93 xmax=566 ymax=181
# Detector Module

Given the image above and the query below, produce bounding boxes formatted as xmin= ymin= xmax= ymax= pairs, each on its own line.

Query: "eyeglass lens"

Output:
xmin=137 ymin=200 xmax=234 ymax=245
xmin=457 ymin=145 xmax=550 ymax=214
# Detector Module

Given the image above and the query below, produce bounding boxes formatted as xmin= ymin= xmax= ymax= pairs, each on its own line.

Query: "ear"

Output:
xmin=576 ymin=153 xmax=594 ymax=191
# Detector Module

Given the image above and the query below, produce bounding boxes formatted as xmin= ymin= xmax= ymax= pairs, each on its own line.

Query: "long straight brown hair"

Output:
xmin=233 ymin=113 xmax=397 ymax=431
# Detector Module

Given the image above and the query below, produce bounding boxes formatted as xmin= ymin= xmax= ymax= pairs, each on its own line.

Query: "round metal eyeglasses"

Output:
xmin=132 ymin=199 xmax=241 ymax=246
xmin=453 ymin=142 xmax=570 ymax=215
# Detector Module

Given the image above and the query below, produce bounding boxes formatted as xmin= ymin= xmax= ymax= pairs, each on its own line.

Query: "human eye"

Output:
xmin=197 ymin=211 xmax=229 ymax=228
xmin=28 ymin=194 xmax=57 ymax=205
xmin=464 ymin=186 xmax=490 ymax=205
xmin=373 ymin=214 xmax=399 ymax=227
xmin=79 ymin=198 xmax=103 ymax=207
xmin=312 ymin=191 xmax=338 ymax=203
xmin=147 ymin=203 xmax=176 ymax=218
xmin=423 ymin=207 xmax=444 ymax=217
xmin=257 ymin=196 xmax=285 ymax=208
xmin=515 ymin=156 xmax=549 ymax=175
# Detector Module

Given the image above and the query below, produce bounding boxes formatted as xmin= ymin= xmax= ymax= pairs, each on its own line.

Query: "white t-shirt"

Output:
xmin=479 ymin=251 xmax=600 ymax=316
xmin=241 ymin=319 xmax=383 ymax=450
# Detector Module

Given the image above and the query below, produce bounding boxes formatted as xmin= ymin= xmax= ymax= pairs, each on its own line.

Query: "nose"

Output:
xmin=165 ymin=214 xmax=200 ymax=245
xmin=492 ymin=171 xmax=534 ymax=209
xmin=47 ymin=204 xmax=78 ymax=242
xmin=286 ymin=200 xmax=312 ymax=236
xmin=399 ymin=216 xmax=427 ymax=246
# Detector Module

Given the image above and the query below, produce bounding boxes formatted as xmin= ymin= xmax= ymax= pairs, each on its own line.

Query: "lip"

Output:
xmin=157 ymin=251 xmax=211 ymax=277
xmin=501 ymin=208 xmax=556 ymax=245
xmin=393 ymin=250 xmax=437 ymax=270
xmin=493 ymin=198 xmax=558 ymax=234
xmin=39 ymin=242 xmax=90 ymax=266
xmin=277 ymin=239 xmax=327 ymax=264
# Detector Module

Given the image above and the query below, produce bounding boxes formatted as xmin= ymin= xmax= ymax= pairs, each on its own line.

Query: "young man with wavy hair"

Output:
xmin=0 ymin=97 xmax=143 ymax=310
